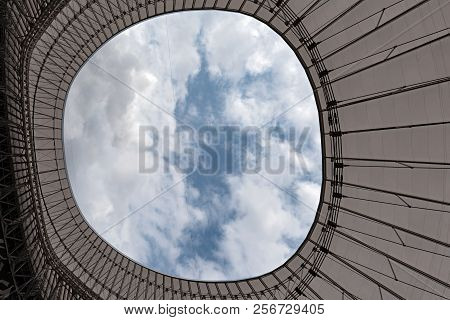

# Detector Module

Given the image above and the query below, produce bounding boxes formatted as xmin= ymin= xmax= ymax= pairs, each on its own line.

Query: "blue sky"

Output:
xmin=64 ymin=11 xmax=321 ymax=281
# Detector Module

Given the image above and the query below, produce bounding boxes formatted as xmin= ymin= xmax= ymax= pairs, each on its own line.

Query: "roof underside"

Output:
xmin=1 ymin=0 xmax=449 ymax=299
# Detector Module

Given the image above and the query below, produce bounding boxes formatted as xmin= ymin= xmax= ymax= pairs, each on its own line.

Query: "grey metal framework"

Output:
xmin=0 ymin=0 xmax=449 ymax=300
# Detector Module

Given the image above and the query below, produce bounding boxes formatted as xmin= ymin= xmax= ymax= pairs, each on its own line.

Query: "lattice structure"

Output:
xmin=0 ymin=0 xmax=449 ymax=300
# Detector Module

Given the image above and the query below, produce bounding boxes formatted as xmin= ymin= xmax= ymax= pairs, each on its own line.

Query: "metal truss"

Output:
xmin=0 ymin=0 xmax=449 ymax=300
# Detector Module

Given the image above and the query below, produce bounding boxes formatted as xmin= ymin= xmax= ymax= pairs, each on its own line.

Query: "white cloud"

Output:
xmin=64 ymin=11 xmax=321 ymax=281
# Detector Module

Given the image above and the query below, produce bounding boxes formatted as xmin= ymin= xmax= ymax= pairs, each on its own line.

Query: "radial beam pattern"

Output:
xmin=0 ymin=0 xmax=449 ymax=299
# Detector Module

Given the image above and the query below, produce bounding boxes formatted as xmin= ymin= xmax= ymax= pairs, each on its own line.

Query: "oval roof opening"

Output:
xmin=64 ymin=10 xmax=322 ymax=281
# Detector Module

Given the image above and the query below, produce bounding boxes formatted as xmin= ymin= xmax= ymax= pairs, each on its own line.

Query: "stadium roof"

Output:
xmin=0 ymin=0 xmax=449 ymax=299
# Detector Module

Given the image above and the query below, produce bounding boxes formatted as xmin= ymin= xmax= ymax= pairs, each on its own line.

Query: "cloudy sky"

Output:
xmin=64 ymin=11 xmax=321 ymax=281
